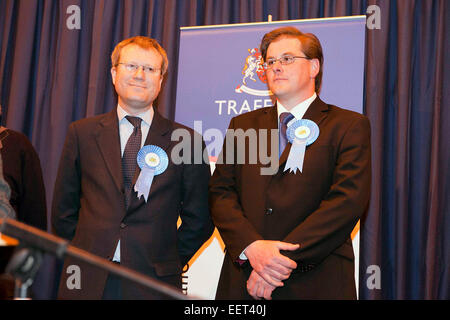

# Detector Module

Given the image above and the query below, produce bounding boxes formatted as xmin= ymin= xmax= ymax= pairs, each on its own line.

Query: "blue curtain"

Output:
xmin=0 ymin=0 xmax=448 ymax=299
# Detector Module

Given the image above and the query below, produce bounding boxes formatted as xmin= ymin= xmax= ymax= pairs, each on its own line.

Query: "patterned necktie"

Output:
xmin=122 ymin=116 xmax=142 ymax=207
xmin=279 ymin=112 xmax=294 ymax=156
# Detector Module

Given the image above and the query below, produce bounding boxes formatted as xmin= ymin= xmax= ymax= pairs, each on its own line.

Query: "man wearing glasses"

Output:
xmin=210 ymin=27 xmax=371 ymax=299
xmin=52 ymin=36 xmax=213 ymax=299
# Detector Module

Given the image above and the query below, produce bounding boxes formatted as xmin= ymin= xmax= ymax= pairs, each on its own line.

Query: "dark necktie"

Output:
xmin=122 ymin=116 xmax=142 ymax=207
xmin=279 ymin=112 xmax=294 ymax=156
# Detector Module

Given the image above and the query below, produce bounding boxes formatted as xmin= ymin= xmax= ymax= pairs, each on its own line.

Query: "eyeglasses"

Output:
xmin=117 ymin=63 xmax=161 ymax=74
xmin=262 ymin=55 xmax=311 ymax=69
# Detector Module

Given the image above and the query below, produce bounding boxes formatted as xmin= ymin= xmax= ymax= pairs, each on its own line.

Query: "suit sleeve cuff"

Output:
xmin=239 ymin=245 xmax=249 ymax=260
xmin=235 ymin=245 xmax=250 ymax=267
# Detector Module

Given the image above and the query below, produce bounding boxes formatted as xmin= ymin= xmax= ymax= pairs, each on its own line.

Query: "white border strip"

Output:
xmin=180 ymin=15 xmax=366 ymax=31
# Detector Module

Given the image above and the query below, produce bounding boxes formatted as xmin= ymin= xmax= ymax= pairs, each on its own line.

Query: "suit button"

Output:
xmin=265 ymin=208 xmax=273 ymax=215
xmin=120 ymin=222 xmax=127 ymax=229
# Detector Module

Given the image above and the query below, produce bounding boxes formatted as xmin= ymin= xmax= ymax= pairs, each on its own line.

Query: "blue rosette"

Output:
xmin=134 ymin=145 xmax=169 ymax=201
xmin=284 ymin=119 xmax=320 ymax=173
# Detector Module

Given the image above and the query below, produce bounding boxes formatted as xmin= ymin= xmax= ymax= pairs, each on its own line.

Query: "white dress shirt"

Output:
xmin=112 ymin=104 xmax=154 ymax=262
xmin=276 ymin=92 xmax=317 ymax=128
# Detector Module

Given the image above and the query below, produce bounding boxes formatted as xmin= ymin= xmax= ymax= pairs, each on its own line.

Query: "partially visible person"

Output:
xmin=0 ymin=154 xmax=16 ymax=300
xmin=0 ymin=155 xmax=14 ymax=219
xmin=0 ymin=105 xmax=47 ymax=230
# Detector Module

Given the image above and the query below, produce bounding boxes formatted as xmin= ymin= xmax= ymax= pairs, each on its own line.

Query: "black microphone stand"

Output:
xmin=6 ymin=247 xmax=43 ymax=299
xmin=0 ymin=218 xmax=192 ymax=300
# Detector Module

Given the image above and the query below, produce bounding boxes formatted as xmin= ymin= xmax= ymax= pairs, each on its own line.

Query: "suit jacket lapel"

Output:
xmin=143 ymin=109 xmax=172 ymax=151
xmin=95 ymin=108 xmax=123 ymax=193
xmin=302 ymin=96 xmax=329 ymax=126
xmin=256 ymin=106 xmax=279 ymax=185
xmin=258 ymin=105 xmax=278 ymax=157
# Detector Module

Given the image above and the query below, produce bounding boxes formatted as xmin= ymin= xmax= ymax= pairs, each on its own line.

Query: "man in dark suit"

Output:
xmin=52 ymin=36 xmax=213 ymax=299
xmin=210 ymin=27 xmax=371 ymax=299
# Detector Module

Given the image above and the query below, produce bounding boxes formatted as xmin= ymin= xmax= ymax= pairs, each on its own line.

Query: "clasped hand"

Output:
xmin=244 ymin=240 xmax=299 ymax=300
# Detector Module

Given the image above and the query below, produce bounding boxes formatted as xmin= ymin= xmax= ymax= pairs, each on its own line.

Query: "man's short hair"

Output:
xmin=111 ymin=36 xmax=169 ymax=76
xmin=260 ymin=26 xmax=324 ymax=94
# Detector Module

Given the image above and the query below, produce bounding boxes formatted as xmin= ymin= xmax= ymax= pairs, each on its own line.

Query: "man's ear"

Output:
xmin=310 ymin=58 xmax=320 ymax=79
xmin=111 ymin=67 xmax=117 ymax=85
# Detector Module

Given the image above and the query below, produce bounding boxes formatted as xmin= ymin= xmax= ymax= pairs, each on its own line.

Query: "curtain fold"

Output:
xmin=0 ymin=0 xmax=447 ymax=299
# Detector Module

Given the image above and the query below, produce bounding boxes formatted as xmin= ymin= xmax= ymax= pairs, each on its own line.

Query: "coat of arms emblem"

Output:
xmin=235 ymin=48 xmax=272 ymax=96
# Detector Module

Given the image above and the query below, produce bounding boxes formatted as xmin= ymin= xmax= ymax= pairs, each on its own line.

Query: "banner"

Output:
xmin=175 ymin=16 xmax=366 ymax=299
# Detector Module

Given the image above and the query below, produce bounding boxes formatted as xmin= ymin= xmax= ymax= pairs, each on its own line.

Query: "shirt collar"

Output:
xmin=117 ymin=104 xmax=154 ymax=126
xmin=276 ymin=92 xmax=317 ymax=122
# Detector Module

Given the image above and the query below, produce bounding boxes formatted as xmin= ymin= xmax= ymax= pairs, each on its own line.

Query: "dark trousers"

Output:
xmin=102 ymin=262 xmax=122 ymax=300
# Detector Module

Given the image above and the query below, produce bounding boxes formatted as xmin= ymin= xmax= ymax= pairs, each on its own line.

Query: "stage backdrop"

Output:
xmin=175 ymin=16 xmax=366 ymax=299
